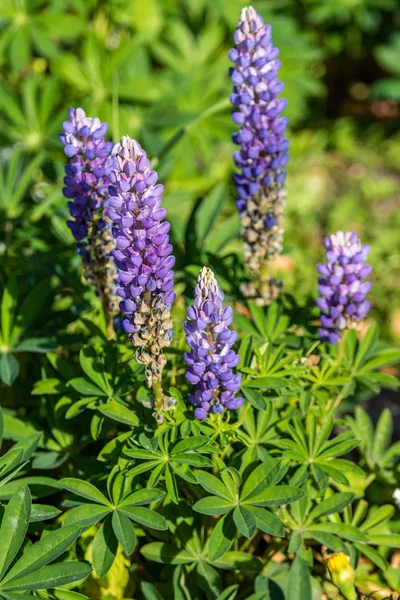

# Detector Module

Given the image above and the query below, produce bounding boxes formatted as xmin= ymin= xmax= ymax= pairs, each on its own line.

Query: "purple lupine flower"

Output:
xmin=317 ymin=231 xmax=372 ymax=344
xmin=60 ymin=108 xmax=119 ymax=322
xmin=229 ymin=7 xmax=289 ymax=304
xmin=108 ymin=136 xmax=175 ymax=387
xmin=60 ymin=107 xmax=114 ymax=242
xmin=184 ymin=267 xmax=244 ymax=420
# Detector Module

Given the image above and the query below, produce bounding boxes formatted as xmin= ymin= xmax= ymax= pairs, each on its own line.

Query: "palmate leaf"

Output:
xmin=92 ymin=517 xmax=118 ymax=578
xmin=0 ymin=488 xmax=90 ymax=595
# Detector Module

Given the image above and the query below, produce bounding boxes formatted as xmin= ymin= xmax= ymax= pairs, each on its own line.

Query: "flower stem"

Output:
xmin=153 ymin=377 xmax=164 ymax=412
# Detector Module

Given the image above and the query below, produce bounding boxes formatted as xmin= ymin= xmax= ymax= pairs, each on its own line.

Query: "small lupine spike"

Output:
xmin=229 ymin=6 xmax=289 ymax=305
xmin=184 ymin=267 xmax=244 ymax=420
xmin=60 ymin=107 xmax=119 ymax=328
xmin=317 ymin=231 xmax=372 ymax=344
xmin=107 ymin=136 xmax=175 ymax=392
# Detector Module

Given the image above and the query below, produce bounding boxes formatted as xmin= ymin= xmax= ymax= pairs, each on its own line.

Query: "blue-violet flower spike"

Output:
xmin=184 ymin=267 xmax=244 ymax=420
xmin=229 ymin=7 xmax=289 ymax=304
xmin=317 ymin=231 xmax=372 ymax=344
xmin=60 ymin=107 xmax=118 ymax=320
xmin=108 ymin=136 xmax=175 ymax=387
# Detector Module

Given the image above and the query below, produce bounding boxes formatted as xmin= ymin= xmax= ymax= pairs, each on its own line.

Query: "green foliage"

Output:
xmin=0 ymin=0 xmax=399 ymax=598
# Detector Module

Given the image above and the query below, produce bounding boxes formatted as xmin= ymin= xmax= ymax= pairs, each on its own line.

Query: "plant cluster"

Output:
xmin=0 ymin=3 xmax=400 ymax=600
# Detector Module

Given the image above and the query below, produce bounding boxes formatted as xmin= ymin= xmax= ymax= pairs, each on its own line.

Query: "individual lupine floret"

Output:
xmin=60 ymin=108 xmax=119 ymax=329
xmin=229 ymin=6 xmax=289 ymax=304
xmin=317 ymin=231 xmax=372 ymax=344
xmin=107 ymin=136 xmax=175 ymax=395
xmin=184 ymin=267 xmax=244 ymax=420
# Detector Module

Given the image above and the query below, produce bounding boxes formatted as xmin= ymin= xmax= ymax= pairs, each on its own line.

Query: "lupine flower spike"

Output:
xmin=184 ymin=267 xmax=244 ymax=420
xmin=229 ymin=6 xmax=289 ymax=305
xmin=317 ymin=231 xmax=372 ymax=344
xmin=108 ymin=136 xmax=175 ymax=415
xmin=60 ymin=108 xmax=118 ymax=335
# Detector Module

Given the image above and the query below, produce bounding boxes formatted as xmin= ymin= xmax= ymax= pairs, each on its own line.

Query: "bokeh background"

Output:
xmin=1 ymin=0 xmax=400 ymax=340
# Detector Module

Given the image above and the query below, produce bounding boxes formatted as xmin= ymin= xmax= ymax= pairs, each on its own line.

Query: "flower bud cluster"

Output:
xmin=184 ymin=267 xmax=244 ymax=420
xmin=229 ymin=7 xmax=289 ymax=301
xmin=317 ymin=231 xmax=372 ymax=344
xmin=108 ymin=136 xmax=175 ymax=386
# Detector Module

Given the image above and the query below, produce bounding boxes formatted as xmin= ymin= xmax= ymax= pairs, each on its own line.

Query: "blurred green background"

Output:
xmin=1 ymin=0 xmax=400 ymax=339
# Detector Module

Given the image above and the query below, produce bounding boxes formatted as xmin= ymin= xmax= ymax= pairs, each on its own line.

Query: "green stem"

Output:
xmin=340 ymin=582 xmax=357 ymax=600
xmin=153 ymin=377 xmax=164 ymax=412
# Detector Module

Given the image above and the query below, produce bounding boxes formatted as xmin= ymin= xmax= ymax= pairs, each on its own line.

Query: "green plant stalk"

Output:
xmin=340 ymin=582 xmax=357 ymax=600
xmin=153 ymin=377 xmax=164 ymax=413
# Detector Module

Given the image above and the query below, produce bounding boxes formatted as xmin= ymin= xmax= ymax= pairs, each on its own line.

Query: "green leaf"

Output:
xmin=1 ymin=277 xmax=17 ymax=347
xmin=1 ymin=525 xmax=82 ymax=585
xmin=60 ymin=478 xmax=111 ymax=506
xmin=64 ymin=504 xmax=110 ymax=528
xmin=310 ymin=523 xmax=368 ymax=543
xmin=92 ymin=517 xmax=118 ymax=578
xmin=241 ymin=388 xmax=266 ymax=411
xmin=354 ymin=543 xmax=388 ymax=571
xmin=98 ymin=401 xmax=139 ymax=427
xmin=247 ymin=506 xmax=284 ymax=537
xmin=120 ymin=487 xmax=165 ymax=507
xmin=241 ymin=460 xmax=286 ymax=500
xmin=193 ymin=496 xmax=235 ymax=516
xmin=53 ymin=590 xmax=90 ymax=600
xmin=141 ymin=581 xmax=164 ymax=600
xmin=112 ymin=510 xmax=136 ymax=555
xmin=13 ymin=338 xmax=57 ymax=353
xmin=307 ymin=492 xmax=354 ymax=523
xmin=165 ymin=464 xmax=179 ymax=504
xmin=306 ymin=530 xmax=343 ymax=552
xmin=196 ymin=561 xmax=222 ymax=598
xmin=31 ymin=378 xmax=65 ymax=395
xmin=171 ymin=436 xmax=209 ymax=454
xmin=361 ymin=505 xmax=395 ymax=531
xmin=208 ymin=513 xmax=235 ymax=562
xmin=372 ymin=408 xmax=393 ymax=460
xmin=195 ymin=183 xmax=227 ymax=245
xmin=0 ymin=485 xmax=31 ymax=579
xmin=141 ymin=542 xmax=194 ymax=565
xmin=67 ymin=378 xmax=106 ymax=396
xmin=233 ymin=506 xmax=257 ymax=538
xmin=120 ymin=506 xmax=167 ymax=530
xmin=216 ymin=585 xmax=239 ymax=600
xmin=0 ymin=353 xmax=19 ymax=386
xmin=354 ymin=322 xmax=379 ymax=370
xmin=212 ymin=552 xmax=261 ymax=572
xmin=244 ymin=377 xmax=288 ymax=389
xmin=196 ymin=473 xmax=233 ymax=500
xmin=30 ymin=504 xmax=61 ymax=522
xmin=244 ymin=486 xmax=305 ymax=507
xmin=79 ymin=347 xmax=110 ymax=394
xmin=1 ymin=562 xmax=92 ymax=591
xmin=286 ymin=555 xmax=312 ymax=600
xmin=0 ymin=477 xmax=61 ymax=500
xmin=368 ymin=534 xmax=400 ymax=547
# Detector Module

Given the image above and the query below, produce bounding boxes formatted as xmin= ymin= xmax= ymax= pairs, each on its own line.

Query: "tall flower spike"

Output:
xmin=229 ymin=7 xmax=289 ymax=305
xmin=60 ymin=108 xmax=119 ymax=330
xmin=317 ymin=231 xmax=372 ymax=344
xmin=108 ymin=136 xmax=175 ymax=395
xmin=184 ymin=267 xmax=244 ymax=420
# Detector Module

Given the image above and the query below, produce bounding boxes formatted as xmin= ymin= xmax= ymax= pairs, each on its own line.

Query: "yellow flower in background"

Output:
xmin=326 ymin=553 xmax=357 ymax=600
